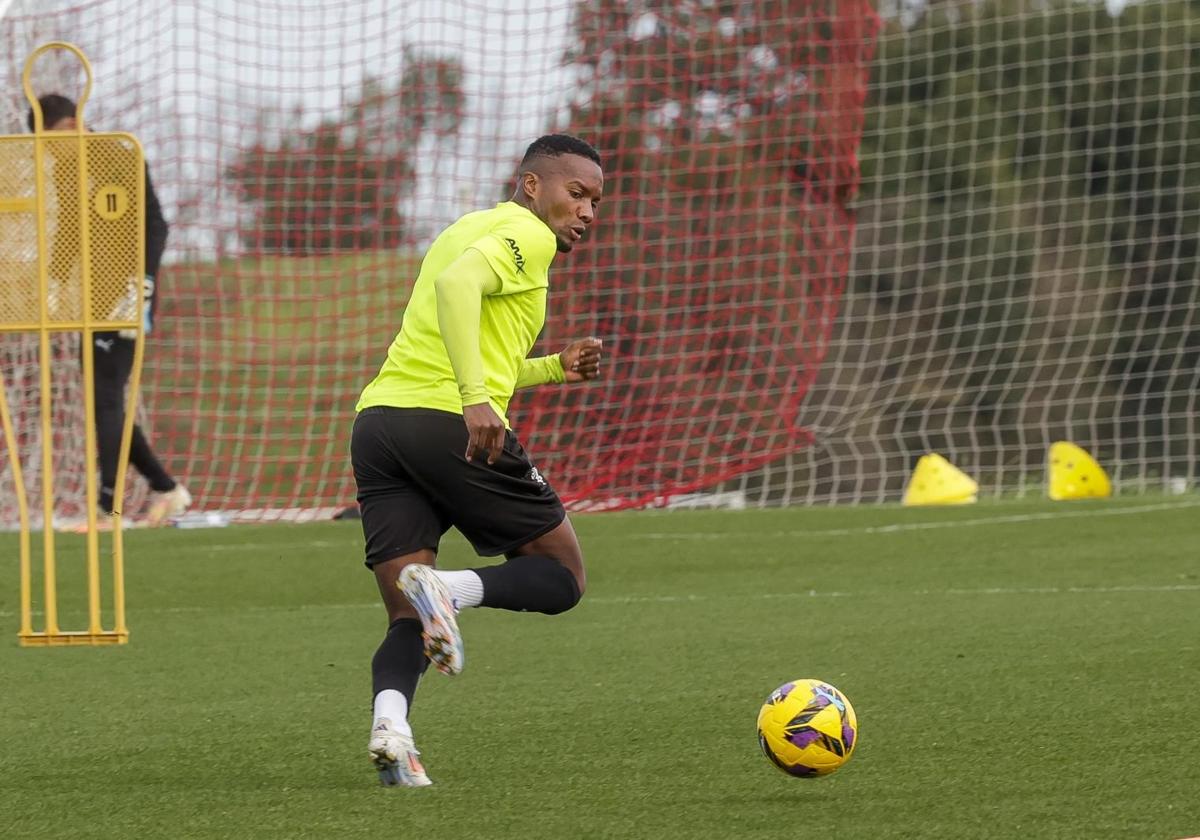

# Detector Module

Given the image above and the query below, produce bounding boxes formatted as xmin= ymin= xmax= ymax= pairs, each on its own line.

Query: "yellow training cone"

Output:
xmin=1048 ymin=441 xmax=1111 ymax=500
xmin=902 ymin=453 xmax=978 ymax=506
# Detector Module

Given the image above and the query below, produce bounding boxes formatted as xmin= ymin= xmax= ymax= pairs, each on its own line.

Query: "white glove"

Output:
xmin=109 ymin=275 xmax=155 ymax=339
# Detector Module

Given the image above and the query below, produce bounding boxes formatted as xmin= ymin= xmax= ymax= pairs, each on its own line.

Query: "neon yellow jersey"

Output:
xmin=356 ymin=202 xmax=558 ymax=424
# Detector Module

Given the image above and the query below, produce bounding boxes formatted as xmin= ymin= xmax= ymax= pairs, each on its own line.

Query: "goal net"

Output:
xmin=1 ymin=0 xmax=1195 ymax=526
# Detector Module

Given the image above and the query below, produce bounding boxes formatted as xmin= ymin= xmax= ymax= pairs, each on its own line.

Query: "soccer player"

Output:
xmin=351 ymin=134 xmax=604 ymax=786
xmin=30 ymin=95 xmax=191 ymax=528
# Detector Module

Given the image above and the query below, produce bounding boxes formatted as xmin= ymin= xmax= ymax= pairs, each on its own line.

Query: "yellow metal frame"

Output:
xmin=1 ymin=42 xmax=146 ymax=646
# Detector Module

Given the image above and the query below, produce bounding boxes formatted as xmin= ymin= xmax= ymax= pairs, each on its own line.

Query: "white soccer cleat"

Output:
xmin=368 ymin=719 xmax=432 ymax=787
xmin=398 ymin=564 xmax=465 ymax=676
xmin=144 ymin=484 xmax=193 ymax=527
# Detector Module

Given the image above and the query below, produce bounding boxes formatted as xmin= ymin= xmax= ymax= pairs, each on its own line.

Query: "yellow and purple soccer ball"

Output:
xmin=757 ymin=679 xmax=858 ymax=777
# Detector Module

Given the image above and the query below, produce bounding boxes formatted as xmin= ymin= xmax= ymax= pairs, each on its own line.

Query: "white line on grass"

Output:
xmin=635 ymin=500 xmax=1200 ymax=541
xmin=585 ymin=583 xmax=1200 ymax=604
xmin=118 ymin=499 xmax=1200 ymax=556
xmin=4 ymin=583 xmax=1196 ymax=620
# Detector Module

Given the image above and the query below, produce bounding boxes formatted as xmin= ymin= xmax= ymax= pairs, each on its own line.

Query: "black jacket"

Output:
xmin=143 ymin=164 xmax=169 ymax=325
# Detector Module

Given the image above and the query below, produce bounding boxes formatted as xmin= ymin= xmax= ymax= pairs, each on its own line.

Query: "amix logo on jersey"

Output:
xmin=504 ymin=237 xmax=526 ymax=274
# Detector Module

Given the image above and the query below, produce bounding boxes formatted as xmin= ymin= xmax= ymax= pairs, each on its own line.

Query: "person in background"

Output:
xmin=31 ymin=94 xmax=191 ymax=528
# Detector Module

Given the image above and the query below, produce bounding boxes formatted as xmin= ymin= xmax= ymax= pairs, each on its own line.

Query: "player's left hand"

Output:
xmin=560 ymin=337 xmax=603 ymax=383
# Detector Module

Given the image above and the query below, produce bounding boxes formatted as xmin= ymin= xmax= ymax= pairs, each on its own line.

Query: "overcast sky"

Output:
xmin=1 ymin=0 xmax=581 ymax=256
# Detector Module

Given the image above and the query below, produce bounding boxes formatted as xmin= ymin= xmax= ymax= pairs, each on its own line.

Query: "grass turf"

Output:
xmin=1 ymin=497 xmax=1198 ymax=839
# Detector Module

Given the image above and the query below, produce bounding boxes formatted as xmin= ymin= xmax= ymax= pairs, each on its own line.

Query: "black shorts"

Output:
xmin=351 ymin=406 xmax=565 ymax=566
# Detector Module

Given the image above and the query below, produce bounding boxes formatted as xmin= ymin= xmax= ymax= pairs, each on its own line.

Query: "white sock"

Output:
xmin=372 ymin=689 xmax=411 ymax=737
xmin=434 ymin=569 xmax=485 ymax=609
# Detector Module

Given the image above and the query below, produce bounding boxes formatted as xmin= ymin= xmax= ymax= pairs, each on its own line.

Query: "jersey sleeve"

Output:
xmin=467 ymin=215 xmax=557 ymax=295
xmin=515 ymin=354 xmax=566 ymax=389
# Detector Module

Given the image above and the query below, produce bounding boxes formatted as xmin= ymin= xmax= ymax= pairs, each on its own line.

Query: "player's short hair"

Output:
xmin=27 ymin=94 xmax=77 ymax=132
xmin=520 ymin=134 xmax=601 ymax=169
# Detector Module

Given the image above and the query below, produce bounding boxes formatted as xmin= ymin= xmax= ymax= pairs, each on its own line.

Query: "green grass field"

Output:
xmin=2 ymin=498 xmax=1198 ymax=839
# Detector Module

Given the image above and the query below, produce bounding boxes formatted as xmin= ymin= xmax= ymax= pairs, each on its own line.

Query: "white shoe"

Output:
xmin=368 ymin=719 xmax=432 ymax=787
xmin=398 ymin=564 xmax=465 ymax=676
xmin=144 ymin=484 xmax=192 ymax=527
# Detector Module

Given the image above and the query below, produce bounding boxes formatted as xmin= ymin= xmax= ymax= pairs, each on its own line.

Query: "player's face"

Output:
xmin=529 ymin=155 xmax=604 ymax=253
xmin=46 ymin=116 xmax=77 ymax=131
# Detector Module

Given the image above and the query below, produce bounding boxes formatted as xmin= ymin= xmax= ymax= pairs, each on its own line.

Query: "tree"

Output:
xmin=854 ymin=0 xmax=1200 ymax=478
xmin=227 ymin=53 xmax=464 ymax=254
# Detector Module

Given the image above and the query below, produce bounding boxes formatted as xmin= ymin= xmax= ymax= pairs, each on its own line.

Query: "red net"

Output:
xmin=0 ymin=0 xmax=878 ymax=523
xmin=520 ymin=1 xmax=880 ymax=508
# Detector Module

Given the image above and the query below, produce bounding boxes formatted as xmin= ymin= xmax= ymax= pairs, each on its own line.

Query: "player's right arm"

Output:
xmin=434 ymin=249 xmax=506 ymax=464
